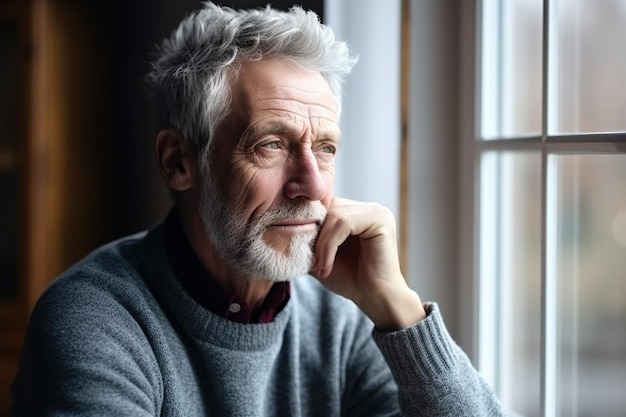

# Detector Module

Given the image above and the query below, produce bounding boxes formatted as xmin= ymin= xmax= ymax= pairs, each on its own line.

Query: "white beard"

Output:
xmin=198 ymin=168 xmax=327 ymax=283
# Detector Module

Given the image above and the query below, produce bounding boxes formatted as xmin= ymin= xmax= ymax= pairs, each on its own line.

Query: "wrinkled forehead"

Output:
xmin=248 ymin=89 xmax=339 ymax=122
xmin=230 ymin=59 xmax=339 ymax=121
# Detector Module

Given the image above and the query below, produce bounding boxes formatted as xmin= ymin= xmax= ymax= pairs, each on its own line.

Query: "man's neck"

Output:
xmin=178 ymin=206 xmax=275 ymax=313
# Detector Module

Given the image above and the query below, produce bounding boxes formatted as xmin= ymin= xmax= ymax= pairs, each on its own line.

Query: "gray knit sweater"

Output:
xmin=11 ymin=222 xmax=503 ymax=416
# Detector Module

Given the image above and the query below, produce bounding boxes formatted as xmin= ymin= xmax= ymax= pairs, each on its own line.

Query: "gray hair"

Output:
xmin=146 ymin=2 xmax=357 ymax=154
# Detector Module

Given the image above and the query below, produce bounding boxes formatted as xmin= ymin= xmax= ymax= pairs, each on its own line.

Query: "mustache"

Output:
xmin=256 ymin=201 xmax=327 ymax=228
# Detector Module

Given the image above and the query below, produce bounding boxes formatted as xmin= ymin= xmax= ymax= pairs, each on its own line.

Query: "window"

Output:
xmin=478 ymin=0 xmax=626 ymax=416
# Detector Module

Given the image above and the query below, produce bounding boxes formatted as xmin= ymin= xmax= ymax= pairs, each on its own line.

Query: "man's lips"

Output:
xmin=270 ymin=219 xmax=322 ymax=232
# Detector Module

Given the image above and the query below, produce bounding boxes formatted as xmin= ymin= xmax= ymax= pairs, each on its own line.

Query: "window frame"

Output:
xmin=471 ymin=0 xmax=626 ymax=415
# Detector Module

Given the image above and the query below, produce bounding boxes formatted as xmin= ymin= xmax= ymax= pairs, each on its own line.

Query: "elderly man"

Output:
xmin=11 ymin=3 xmax=503 ymax=416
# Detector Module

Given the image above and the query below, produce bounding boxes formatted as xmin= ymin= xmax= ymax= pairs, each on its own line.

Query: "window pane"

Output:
xmin=552 ymin=0 xmax=626 ymax=134
xmin=481 ymin=0 xmax=542 ymax=139
xmin=479 ymin=151 xmax=542 ymax=416
xmin=550 ymin=154 xmax=626 ymax=415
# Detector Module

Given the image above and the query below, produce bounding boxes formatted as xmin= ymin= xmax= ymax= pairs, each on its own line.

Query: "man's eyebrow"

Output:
xmin=243 ymin=121 xmax=298 ymax=141
xmin=242 ymin=120 xmax=340 ymax=143
xmin=315 ymin=127 xmax=341 ymax=143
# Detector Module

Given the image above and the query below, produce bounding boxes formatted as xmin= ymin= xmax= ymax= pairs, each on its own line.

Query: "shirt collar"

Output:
xmin=162 ymin=208 xmax=290 ymax=324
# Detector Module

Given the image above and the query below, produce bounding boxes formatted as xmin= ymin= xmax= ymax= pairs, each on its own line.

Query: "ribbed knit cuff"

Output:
xmin=372 ymin=303 xmax=459 ymax=386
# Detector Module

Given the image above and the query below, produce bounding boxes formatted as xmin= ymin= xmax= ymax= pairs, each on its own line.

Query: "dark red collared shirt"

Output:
xmin=163 ymin=209 xmax=290 ymax=324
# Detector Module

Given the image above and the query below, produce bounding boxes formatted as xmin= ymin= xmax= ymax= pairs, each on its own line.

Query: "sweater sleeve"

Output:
xmin=372 ymin=303 xmax=504 ymax=416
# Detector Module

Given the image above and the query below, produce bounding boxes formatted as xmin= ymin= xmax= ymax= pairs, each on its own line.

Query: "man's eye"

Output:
xmin=320 ymin=144 xmax=336 ymax=155
xmin=259 ymin=141 xmax=281 ymax=150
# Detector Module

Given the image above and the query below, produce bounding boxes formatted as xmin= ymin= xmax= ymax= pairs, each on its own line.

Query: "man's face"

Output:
xmin=198 ymin=59 xmax=340 ymax=282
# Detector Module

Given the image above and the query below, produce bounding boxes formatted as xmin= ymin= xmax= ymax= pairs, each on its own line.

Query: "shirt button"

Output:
xmin=229 ymin=303 xmax=241 ymax=313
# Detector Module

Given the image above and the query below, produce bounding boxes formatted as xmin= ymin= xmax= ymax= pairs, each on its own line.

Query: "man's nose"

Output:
xmin=283 ymin=149 xmax=327 ymax=201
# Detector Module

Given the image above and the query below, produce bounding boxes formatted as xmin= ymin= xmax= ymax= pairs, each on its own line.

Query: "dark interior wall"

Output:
xmin=84 ymin=0 xmax=325 ymax=245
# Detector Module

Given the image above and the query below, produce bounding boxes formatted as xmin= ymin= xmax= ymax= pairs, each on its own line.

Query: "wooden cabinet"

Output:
xmin=0 ymin=3 xmax=33 ymax=413
xmin=0 ymin=2 xmax=118 ymax=413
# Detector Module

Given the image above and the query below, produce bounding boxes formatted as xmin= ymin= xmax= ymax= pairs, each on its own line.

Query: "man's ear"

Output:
xmin=155 ymin=129 xmax=196 ymax=191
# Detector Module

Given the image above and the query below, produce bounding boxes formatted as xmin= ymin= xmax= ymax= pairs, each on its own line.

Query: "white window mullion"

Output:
xmin=542 ymin=0 xmax=558 ymax=415
xmin=543 ymin=155 xmax=558 ymax=417
xmin=480 ymin=0 xmax=502 ymax=139
xmin=478 ymin=152 xmax=500 ymax=390
xmin=545 ymin=0 xmax=559 ymax=136
xmin=498 ymin=154 xmax=516 ymax=405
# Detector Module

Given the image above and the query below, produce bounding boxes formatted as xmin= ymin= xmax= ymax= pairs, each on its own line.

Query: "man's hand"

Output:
xmin=310 ymin=198 xmax=427 ymax=331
